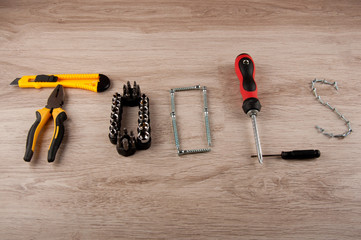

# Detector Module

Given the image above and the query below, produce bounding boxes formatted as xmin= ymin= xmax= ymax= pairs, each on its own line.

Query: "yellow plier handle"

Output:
xmin=24 ymin=107 xmax=51 ymax=162
xmin=23 ymin=107 xmax=67 ymax=162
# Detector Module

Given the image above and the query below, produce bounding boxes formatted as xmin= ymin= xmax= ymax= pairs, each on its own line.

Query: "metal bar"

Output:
xmin=173 ymin=85 xmax=201 ymax=92
xmin=202 ymin=86 xmax=212 ymax=147
xmin=251 ymin=154 xmax=279 ymax=158
xmin=178 ymin=148 xmax=211 ymax=155
xmin=170 ymin=89 xmax=180 ymax=150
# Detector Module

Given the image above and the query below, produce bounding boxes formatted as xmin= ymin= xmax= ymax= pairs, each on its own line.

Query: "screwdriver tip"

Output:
xmin=250 ymin=155 xmax=263 ymax=164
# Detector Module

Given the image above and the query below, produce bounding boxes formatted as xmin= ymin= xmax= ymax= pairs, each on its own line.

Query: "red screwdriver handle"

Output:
xmin=235 ymin=53 xmax=257 ymax=100
xmin=235 ymin=53 xmax=261 ymax=114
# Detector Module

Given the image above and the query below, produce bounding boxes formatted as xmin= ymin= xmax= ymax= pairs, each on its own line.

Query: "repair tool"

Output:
xmin=11 ymin=74 xmax=110 ymax=92
xmin=235 ymin=53 xmax=263 ymax=164
xmin=311 ymin=79 xmax=352 ymax=138
xmin=24 ymin=85 xmax=67 ymax=162
xmin=170 ymin=85 xmax=211 ymax=155
xmin=109 ymin=81 xmax=151 ymax=156
xmin=251 ymin=149 xmax=321 ymax=160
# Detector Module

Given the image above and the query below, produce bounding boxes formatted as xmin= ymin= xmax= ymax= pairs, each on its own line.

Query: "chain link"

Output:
xmin=311 ymin=79 xmax=352 ymax=138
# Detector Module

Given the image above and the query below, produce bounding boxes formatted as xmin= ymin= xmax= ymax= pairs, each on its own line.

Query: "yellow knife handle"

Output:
xmin=56 ymin=74 xmax=110 ymax=92
xmin=48 ymin=108 xmax=67 ymax=162
xmin=24 ymin=107 xmax=51 ymax=162
xmin=17 ymin=74 xmax=110 ymax=92
xmin=56 ymin=73 xmax=100 ymax=79
xmin=56 ymin=73 xmax=100 ymax=92
xmin=62 ymin=81 xmax=98 ymax=92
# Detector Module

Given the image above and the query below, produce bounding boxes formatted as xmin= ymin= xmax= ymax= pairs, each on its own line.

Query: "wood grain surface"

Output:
xmin=1 ymin=0 xmax=361 ymax=239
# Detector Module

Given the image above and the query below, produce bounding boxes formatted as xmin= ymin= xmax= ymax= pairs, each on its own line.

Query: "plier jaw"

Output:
xmin=24 ymin=85 xmax=67 ymax=162
xmin=46 ymin=85 xmax=64 ymax=110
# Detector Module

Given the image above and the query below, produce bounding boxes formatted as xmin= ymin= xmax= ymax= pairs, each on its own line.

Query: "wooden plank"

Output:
xmin=0 ymin=0 xmax=361 ymax=239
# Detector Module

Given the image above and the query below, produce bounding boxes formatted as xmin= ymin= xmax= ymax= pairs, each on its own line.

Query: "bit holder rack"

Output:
xmin=109 ymin=81 xmax=151 ymax=156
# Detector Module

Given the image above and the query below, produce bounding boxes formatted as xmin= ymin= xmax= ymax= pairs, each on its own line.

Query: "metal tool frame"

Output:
xmin=170 ymin=85 xmax=212 ymax=155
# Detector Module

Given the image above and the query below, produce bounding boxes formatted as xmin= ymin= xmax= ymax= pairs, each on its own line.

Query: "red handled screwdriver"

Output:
xmin=235 ymin=53 xmax=263 ymax=164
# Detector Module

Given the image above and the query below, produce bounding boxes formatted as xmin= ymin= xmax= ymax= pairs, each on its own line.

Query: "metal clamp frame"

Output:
xmin=170 ymin=85 xmax=212 ymax=155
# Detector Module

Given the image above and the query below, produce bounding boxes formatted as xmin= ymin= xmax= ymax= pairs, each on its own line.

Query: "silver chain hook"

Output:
xmin=311 ymin=79 xmax=352 ymax=138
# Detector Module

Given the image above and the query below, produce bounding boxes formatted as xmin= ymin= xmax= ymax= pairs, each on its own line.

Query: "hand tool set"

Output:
xmin=311 ymin=79 xmax=352 ymax=138
xmin=24 ymin=85 xmax=67 ymax=162
xmin=169 ymin=85 xmax=212 ymax=155
xmin=11 ymin=73 xmax=110 ymax=92
xmin=14 ymin=54 xmax=352 ymax=164
xmin=109 ymin=81 xmax=151 ymax=156
xmin=232 ymin=54 xmax=347 ymax=164
xmin=13 ymin=73 xmax=111 ymax=162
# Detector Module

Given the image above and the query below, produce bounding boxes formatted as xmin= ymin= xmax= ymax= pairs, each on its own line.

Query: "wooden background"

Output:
xmin=1 ymin=0 xmax=361 ymax=239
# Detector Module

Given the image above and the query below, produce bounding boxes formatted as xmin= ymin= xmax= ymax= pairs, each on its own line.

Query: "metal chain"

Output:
xmin=311 ymin=79 xmax=352 ymax=138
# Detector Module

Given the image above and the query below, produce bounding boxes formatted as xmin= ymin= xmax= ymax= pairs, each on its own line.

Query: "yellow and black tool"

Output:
xmin=24 ymin=85 xmax=67 ymax=162
xmin=10 ymin=73 xmax=110 ymax=92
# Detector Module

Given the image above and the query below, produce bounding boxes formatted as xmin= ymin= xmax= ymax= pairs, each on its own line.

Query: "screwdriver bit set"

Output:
xmin=109 ymin=81 xmax=151 ymax=156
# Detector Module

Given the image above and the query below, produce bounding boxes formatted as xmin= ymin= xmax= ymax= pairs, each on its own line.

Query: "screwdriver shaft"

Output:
xmin=250 ymin=113 xmax=263 ymax=164
xmin=251 ymin=154 xmax=278 ymax=158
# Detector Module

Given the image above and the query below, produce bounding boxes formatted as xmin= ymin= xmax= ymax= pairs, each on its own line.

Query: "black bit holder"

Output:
xmin=116 ymin=129 xmax=137 ymax=156
xmin=108 ymin=81 xmax=151 ymax=156
xmin=136 ymin=94 xmax=151 ymax=150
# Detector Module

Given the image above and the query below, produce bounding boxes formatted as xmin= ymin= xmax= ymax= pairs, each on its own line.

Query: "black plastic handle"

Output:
xmin=281 ymin=150 xmax=321 ymax=160
xmin=97 ymin=74 xmax=111 ymax=92
xmin=236 ymin=54 xmax=256 ymax=93
xmin=24 ymin=108 xmax=51 ymax=162
xmin=48 ymin=109 xmax=67 ymax=162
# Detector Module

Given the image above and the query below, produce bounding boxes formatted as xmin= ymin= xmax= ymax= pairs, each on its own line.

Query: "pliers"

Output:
xmin=24 ymin=85 xmax=67 ymax=162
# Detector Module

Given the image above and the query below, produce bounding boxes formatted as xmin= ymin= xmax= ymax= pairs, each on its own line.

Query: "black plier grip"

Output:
xmin=48 ymin=108 xmax=67 ymax=162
